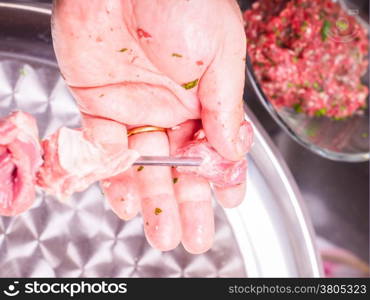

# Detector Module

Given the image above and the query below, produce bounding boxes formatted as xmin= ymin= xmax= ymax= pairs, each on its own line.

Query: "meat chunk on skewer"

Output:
xmin=0 ymin=111 xmax=43 ymax=216
xmin=37 ymin=118 xmax=139 ymax=201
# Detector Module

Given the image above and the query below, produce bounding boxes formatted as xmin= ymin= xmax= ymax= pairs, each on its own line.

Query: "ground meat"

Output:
xmin=244 ymin=0 xmax=369 ymax=119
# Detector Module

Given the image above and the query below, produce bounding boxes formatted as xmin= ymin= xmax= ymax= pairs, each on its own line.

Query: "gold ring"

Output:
xmin=127 ymin=126 xmax=166 ymax=137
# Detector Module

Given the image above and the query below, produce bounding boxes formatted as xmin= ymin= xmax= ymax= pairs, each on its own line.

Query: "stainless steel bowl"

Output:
xmin=0 ymin=2 xmax=322 ymax=277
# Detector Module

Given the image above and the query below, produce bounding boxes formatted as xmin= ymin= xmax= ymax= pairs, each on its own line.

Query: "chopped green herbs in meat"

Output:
xmin=244 ymin=0 xmax=369 ymax=119
xmin=182 ymin=79 xmax=199 ymax=90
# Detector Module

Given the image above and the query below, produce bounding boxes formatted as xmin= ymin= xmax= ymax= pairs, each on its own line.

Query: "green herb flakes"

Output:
xmin=154 ymin=208 xmax=162 ymax=215
xmin=315 ymin=108 xmax=327 ymax=117
xmin=182 ymin=79 xmax=199 ymax=90
xmin=293 ymin=103 xmax=303 ymax=113
xmin=313 ymin=82 xmax=324 ymax=92
xmin=118 ymin=48 xmax=128 ymax=52
xmin=273 ymin=27 xmax=281 ymax=36
xmin=137 ymin=166 xmax=144 ymax=172
xmin=271 ymin=94 xmax=278 ymax=99
xmin=173 ymin=178 xmax=179 ymax=184
xmin=301 ymin=21 xmax=309 ymax=32
xmin=321 ymin=20 xmax=331 ymax=41
xmin=336 ymin=20 xmax=348 ymax=31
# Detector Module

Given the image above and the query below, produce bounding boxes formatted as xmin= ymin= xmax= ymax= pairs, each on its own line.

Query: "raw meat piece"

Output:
xmin=37 ymin=125 xmax=139 ymax=201
xmin=175 ymin=121 xmax=253 ymax=188
xmin=0 ymin=111 xmax=43 ymax=216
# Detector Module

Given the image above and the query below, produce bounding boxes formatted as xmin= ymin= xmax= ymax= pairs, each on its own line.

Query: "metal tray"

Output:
xmin=0 ymin=2 xmax=322 ymax=277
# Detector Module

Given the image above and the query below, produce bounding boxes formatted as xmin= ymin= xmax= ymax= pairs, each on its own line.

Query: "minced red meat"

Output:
xmin=244 ymin=0 xmax=369 ymax=119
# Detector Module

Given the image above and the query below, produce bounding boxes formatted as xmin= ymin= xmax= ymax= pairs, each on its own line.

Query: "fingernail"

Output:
xmin=180 ymin=201 xmax=214 ymax=254
xmin=236 ymin=121 xmax=253 ymax=156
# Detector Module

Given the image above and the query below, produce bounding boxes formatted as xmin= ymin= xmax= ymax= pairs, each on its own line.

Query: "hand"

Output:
xmin=51 ymin=0 xmax=251 ymax=253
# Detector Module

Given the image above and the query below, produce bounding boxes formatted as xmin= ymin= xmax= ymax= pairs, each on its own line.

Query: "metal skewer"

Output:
xmin=133 ymin=156 xmax=202 ymax=167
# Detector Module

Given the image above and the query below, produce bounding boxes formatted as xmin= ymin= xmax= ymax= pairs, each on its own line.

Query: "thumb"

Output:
xmin=198 ymin=27 xmax=252 ymax=160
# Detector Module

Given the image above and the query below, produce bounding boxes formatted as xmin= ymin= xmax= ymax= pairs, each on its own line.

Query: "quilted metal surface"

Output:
xmin=0 ymin=56 xmax=246 ymax=277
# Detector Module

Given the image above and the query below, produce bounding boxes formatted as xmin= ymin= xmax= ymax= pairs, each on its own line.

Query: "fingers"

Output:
xmin=129 ymin=131 xmax=181 ymax=251
xmin=100 ymin=169 xmax=140 ymax=221
xmin=82 ymin=115 xmax=140 ymax=220
xmin=198 ymin=6 xmax=247 ymax=161
xmin=168 ymin=120 xmax=214 ymax=254
xmin=168 ymin=120 xmax=249 ymax=210
xmin=38 ymin=114 xmax=139 ymax=201
xmin=214 ymin=183 xmax=246 ymax=209
xmin=81 ymin=114 xmax=128 ymax=150
xmin=167 ymin=119 xmax=202 ymax=152
xmin=173 ymin=171 xmax=214 ymax=254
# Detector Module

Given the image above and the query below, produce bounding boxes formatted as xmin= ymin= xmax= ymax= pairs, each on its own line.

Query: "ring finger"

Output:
xmin=129 ymin=131 xmax=181 ymax=251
